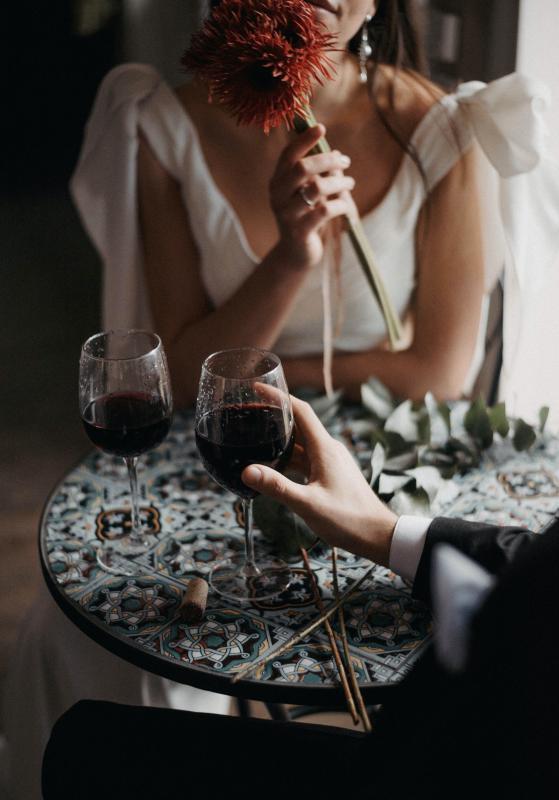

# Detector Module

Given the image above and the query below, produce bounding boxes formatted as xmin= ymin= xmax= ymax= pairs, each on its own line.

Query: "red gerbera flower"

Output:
xmin=181 ymin=0 xmax=335 ymax=133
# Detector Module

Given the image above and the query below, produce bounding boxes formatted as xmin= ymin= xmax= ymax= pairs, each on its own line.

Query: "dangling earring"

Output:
xmin=359 ymin=14 xmax=373 ymax=84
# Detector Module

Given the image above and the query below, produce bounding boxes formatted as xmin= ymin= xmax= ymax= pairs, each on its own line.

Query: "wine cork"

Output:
xmin=179 ymin=577 xmax=209 ymax=624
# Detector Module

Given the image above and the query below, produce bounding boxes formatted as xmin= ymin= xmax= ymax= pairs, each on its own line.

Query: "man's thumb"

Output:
xmin=242 ymin=465 xmax=303 ymax=508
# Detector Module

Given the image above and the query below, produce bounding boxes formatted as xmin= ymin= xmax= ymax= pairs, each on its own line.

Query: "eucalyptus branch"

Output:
xmin=255 ymin=384 xmax=551 ymax=559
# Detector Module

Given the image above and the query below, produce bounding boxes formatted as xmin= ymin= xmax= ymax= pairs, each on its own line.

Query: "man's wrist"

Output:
xmin=367 ymin=507 xmax=398 ymax=567
xmin=389 ymin=515 xmax=433 ymax=582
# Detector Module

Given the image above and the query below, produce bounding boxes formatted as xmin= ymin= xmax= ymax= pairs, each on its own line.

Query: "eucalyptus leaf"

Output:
xmin=378 ymin=473 xmax=415 ymax=496
xmin=420 ymin=438 xmax=479 ymax=477
xmin=431 ymin=479 xmax=460 ymax=508
xmin=252 ymin=493 xmax=284 ymax=543
xmin=307 ymin=389 xmax=343 ymax=423
xmin=416 ymin=409 xmax=430 ymax=444
xmin=370 ymin=443 xmax=385 ymax=488
xmin=488 ymin=402 xmax=509 ymax=438
xmin=384 ymin=399 xmax=418 ymax=442
xmin=449 ymin=400 xmax=471 ymax=438
xmin=437 ymin=401 xmax=452 ymax=436
xmin=370 ymin=428 xmax=387 ymax=451
xmin=346 ymin=419 xmax=376 ymax=439
xmin=424 ymin=393 xmax=448 ymax=445
xmin=383 ymin=431 xmax=412 ymax=457
xmin=357 ymin=378 xmax=545 ymax=511
xmin=464 ymin=397 xmax=494 ymax=449
xmin=405 ymin=466 xmax=444 ymax=503
xmin=446 ymin=437 xmax=480 ymax=472
xmin=389 ymin=486 xmax=431 ymax=516
xmin=419 ymin=447 xmax=457 ymax=476
xmin=513 ymin=418 xmax=537 ymax=451
xmin=361 ymin=379 xmax=394 ymax=420
xmin=253 ymin=495 xmax=316 ymax=556
xmin=383 ymin=450 xmax=418 ymax=472
xmin=539 ymin=406 xmax=550 ymax=433
xmin=446 ymin=437 xmax=475 ymax=455
xmin=283 ymin=513 xmax=319 ymax=556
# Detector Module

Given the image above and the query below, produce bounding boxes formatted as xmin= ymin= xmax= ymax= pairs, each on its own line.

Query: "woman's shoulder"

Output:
xmin=174 ymin=79 xmax=250 ymax=144
xmin=96 ymin=63 xmax=163 ymax=105
xmin=375 ymin=66 xmax=446 ymax=144
xmin=87 ymin=63 xmax=187 ymax=139
xmin=95 ymin=63 xmax=201 ymax=132
xmin=90 ymin=65 xmax=204 ymax=180
xmin=376 ymin=67 xmax=474 ymax=192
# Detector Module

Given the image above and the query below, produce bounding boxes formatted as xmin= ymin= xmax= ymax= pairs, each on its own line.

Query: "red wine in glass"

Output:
xmin=79 ymin=330 xmax=173 ymax=577
xmin=195 ymin=403 xmax=294 ymax=500
xmin=82 ymin=392 xmax=171 ymax=458
xmin=195 ymin=347 xmax=294 ymax=602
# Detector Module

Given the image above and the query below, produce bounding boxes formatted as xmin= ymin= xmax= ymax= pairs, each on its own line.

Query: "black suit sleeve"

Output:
xmin=412 ymin=516 xmax=535 ymax=606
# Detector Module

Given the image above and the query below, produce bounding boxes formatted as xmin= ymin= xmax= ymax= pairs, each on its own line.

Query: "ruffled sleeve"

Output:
xmin=409 ymin=73 xmax=559 ymax=402
xmin=451 ymin=74 xmax=559 ymax=401
xmin=70 ymin=63 xmax=186 ymax=331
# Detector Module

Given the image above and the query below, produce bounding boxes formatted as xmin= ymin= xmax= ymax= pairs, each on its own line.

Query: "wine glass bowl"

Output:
xmin=79 ymin=330 xmax=173 ymax=575
xmin=195 ymin=348 xmax=294 ymax=601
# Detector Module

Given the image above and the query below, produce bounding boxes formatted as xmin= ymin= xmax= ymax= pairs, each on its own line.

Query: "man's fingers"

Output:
xmin=288 ymin=442 xmax=309 ymax=476
xmin=253 ymin=382 xmax=287 ymax=407
xmin=290 ymin=396 xmax=331 ymax=454
xmin=247 ymin=385 xmax=328 ymax=467
xmin=251 ymin=388 xmax=333 ymax=466
xmin=242 ymin=465 xmax=306 ymax=511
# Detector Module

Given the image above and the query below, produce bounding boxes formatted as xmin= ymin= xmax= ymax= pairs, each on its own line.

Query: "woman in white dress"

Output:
xmin=4 ymin=2 xmax=556 ymax=798
xmin=97 ymin=0 xmax=486 ymax=406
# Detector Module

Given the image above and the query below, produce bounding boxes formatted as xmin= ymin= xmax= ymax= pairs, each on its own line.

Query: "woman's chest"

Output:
xmin=199 ymin=125 xmax=406 ymax=261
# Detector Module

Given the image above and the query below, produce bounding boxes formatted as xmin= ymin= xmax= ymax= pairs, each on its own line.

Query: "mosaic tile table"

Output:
xmin=40 ymin=409 xmax=559 ymax=707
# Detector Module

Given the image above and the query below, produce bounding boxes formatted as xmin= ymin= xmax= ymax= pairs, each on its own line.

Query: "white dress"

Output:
xmin=68 ymin=64 xmax=559 ymax=388
xmin=2 ymin=64 xmax=558 ymax=800
xmin=68 ymin=64 xmax=470 ymax=351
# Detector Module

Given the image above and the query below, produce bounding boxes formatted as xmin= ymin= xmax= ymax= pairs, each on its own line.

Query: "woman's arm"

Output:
xmin=137 ymin=125 xmax=355 ymax=407
xmin=284 ymin=147 xmax=485 ymax=401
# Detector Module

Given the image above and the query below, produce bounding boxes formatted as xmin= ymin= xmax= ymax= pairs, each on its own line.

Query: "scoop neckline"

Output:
xmin=165 ymin=81 xmax=453 ymax=265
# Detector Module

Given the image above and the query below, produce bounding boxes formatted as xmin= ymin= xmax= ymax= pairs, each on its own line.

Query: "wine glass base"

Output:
xmin=209 ymin=556 xmax=291 ymax=602
xmin=96 ymin=546 xmax=143 ymax=577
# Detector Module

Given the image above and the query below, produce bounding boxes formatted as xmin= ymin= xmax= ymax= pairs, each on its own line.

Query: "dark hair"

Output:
xmin=348 ymin=0 xmax=427 ymax=74
xmin=351 ymin=1 xmax=437 ymax=201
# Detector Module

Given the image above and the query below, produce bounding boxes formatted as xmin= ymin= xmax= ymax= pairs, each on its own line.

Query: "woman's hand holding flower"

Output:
xmin=269 ymin=124 xmax=357 ymax=271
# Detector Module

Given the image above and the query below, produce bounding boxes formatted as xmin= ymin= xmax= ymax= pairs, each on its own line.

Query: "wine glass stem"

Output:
xmin=242 ymin=498 xmax=258 ymax=577
xmin=125 ymin=457 xmax=142 ymax=540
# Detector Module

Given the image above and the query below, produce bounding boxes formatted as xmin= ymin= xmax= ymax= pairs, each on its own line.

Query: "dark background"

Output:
xmin=0 ymin=3 xmax=120 ymax=683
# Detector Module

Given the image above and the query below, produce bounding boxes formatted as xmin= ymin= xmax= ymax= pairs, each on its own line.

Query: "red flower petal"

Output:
xmin=182 ymin=0 xmax=336 ymax=133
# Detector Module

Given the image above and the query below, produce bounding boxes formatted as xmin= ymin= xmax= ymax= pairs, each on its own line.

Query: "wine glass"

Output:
xmin=195 ymin=348 xmax=294 ymax=601
xmin=79 ymin=330 xmax=173 ymax=576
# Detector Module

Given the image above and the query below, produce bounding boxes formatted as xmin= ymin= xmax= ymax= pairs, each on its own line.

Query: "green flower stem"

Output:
xmin=294 ymin=107 xmax=403 ymax=350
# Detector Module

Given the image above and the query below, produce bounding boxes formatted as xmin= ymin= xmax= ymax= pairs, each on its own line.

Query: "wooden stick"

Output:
xmin=300 ymin=548 xmax=359 ymax=725
xmin=332 ymin=548 xmax=372 ymax=733
xmin=231 ymin=564 xmax=375 ymax=683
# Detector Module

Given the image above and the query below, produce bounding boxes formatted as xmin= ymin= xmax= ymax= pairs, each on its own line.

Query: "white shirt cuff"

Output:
xmin=389 ymin=515 xmax=433 ymax=582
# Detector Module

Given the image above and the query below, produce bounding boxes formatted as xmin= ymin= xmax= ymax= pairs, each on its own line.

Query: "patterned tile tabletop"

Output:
xmin=40 ymin=409 xmax=559 ymax=704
